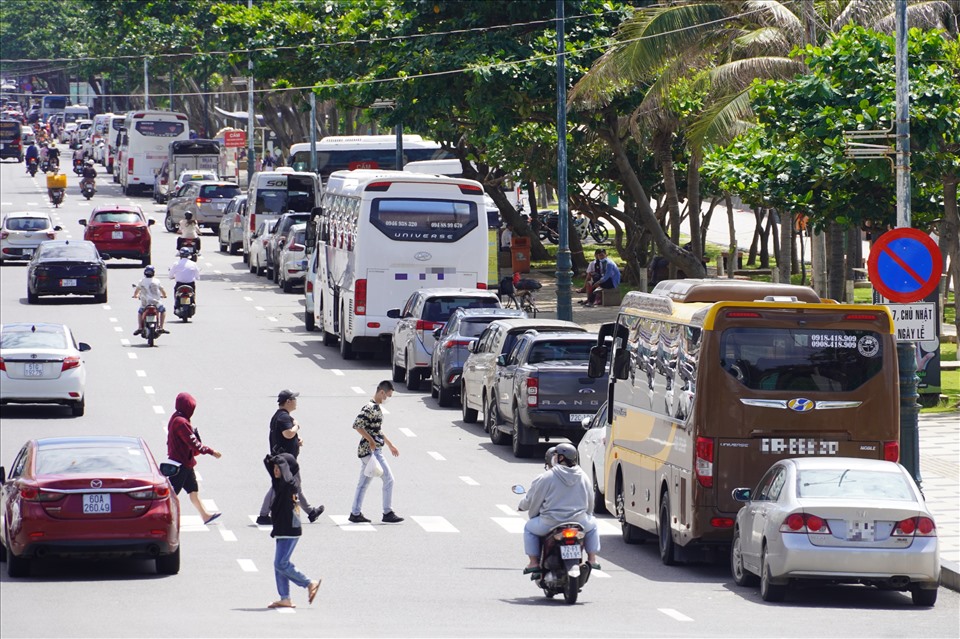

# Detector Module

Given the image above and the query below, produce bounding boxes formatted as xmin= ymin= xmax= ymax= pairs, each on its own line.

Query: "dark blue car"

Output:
xmin=27 ymin=240 xmax=108 ymax=304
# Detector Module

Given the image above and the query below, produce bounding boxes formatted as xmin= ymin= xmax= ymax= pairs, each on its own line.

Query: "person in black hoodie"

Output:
xmin=264 ymin=452 xmax=320 ymax=609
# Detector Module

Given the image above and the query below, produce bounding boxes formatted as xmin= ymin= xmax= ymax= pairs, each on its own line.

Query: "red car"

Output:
xmin=79 ymin=205 xmax=154 ymax=266
xmin=0 ymin=436 xmax=180 ymax=577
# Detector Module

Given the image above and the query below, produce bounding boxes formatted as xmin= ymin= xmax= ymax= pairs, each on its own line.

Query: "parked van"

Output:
xmin=242 ymin=170 xmax=322 ymax=262
xmin=63 ymin=104 xmax=91 ymax=126
xmin=89 ymin=113 xmax=113 ymax=163
xmin=105 ymin=114 xmax=125 ymax=174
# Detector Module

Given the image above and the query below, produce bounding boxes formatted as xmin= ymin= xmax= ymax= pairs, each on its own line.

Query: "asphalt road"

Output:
xmin=0 ymin=160 xmax=957 ymax=638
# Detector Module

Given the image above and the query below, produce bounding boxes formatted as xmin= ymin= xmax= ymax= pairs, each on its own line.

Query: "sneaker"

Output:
xmin=133 ymin=329 xmax=143 ymax=336
xmin=255 ymin=515 xmax=272 ymax=526
xmin=382 ymin=511 xmax=404 ymax=524
xmin=584 ymin=302 xmax=595 ymax=308
xmin=308 ymin=505 xmax=325 ymax=523
xmin=159 ymin=328 xmax=170 ymax=334
xmin=347 ymin=512 xmax=371 ymax=523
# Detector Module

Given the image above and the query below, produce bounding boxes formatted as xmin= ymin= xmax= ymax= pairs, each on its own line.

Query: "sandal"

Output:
xmin=267 ymin=600 xmax=296 ymax=609
xmin=522 ymin=566 xmax=542 ymax=575
xmin=308 ymin=579 xmax=321 ymax=604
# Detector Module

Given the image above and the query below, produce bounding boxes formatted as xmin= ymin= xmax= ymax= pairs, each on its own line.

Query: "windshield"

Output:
xmin=134 ymin=121 xmax=185 ymax=137
xmin=461 ymin=318 xmax=498 ymax=338
xmin=423 ymin=297 xmax=497 ymax=323
xmin=371 ymin=198 xmax=478 ymax=243
xmin=36 ymin=444 xmax=151 ymax=475
xmin=200 ymin=185 xmax=240 ymax=199
xmin=92 ymin=211 xmax=140 ymax=224
xmin=1 ymin=328 xmax=67 ymax=350
xmin=720 ymin=328 xmax=884 ymax=392
xmin=5 ymin=217 xmax=50 ymax=231
xmin=38 ymin=244 xmax=98 ymax=261
xmin=797 ymin=469 xmax=915 ymax=501
xmin=527 ymin=340 xmax=594 ymax=364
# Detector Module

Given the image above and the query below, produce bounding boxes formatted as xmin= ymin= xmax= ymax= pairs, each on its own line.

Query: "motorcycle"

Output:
xmin=179 ymin=237 xmax=199 ymax=262
xmin=141 ymin=304 xmax=162 ymax=347
xmin=173 ymin=283 xmax=196 ymax=322
xmin=49 ymin=189 xmax=65 ymax=208
xmin=513 ymin=485 xmax=592 ymax=604
xmin=26 ymin=157 xmax=38 ymax=177
xmin=80 ymin=180 xmax=96 ymax=200
xmin=72 ymin=158 xmax=84 ymax=176
xmin=533 ymin=211 xmax=608 ymax=245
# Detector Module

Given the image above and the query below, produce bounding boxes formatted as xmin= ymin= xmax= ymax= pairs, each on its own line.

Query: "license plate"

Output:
xmin=112 ymin=231 xmax=124 ymax=239
xmin=569 ymin=413 xmax=593 ymax=422
xmin=83 ymin=494 xmax=111 ymax=514
xmin=24 ymin=362 xmax=44 ymax=377
xmin=216 ymin=203 xmax=226 ymax=210
xmin=180 ymin=296 xmax=191 ymax=305
xmin=60 ymin=278 xmax=77 ymax=287
xmin=22 ymin=248 xmax=33 ymax=256
xmin=847 ymin=520 xmax=874 ymax=541
xmin=560 ymin=544 xmax=582 ymax=560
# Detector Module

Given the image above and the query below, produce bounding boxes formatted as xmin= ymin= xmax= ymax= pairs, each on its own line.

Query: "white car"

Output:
xmin=248 ymin=219 xmax=276 ymax=277
xmin=0 ymin=323 xmax=91 ymax=416
xmin=60 ymin=122 xmax=77 ymax=144
xmin=0 ymin=212 xmax=60 ymax=263
xmin=577 ymin=402 xmax=609 ymax=514
xmin=218 ymin=195 xmax=247 ymax=255
xmin=276 ymin=223 xmax=307 ymax=293
xmin=388 ymin=288 xmax=502 ymax=391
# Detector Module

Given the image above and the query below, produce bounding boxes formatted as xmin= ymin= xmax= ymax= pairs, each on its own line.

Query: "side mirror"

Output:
xmin=467 ymin=341 xmax=477 ymax=353
xmin=147 ymin=219 xmax=155 ymax=226
xmin=496 ymin=354 xmax=507 ymax=366
xmin=581 ymin=417 xmax=592 ymax=431
xmin=53 ymin=225 xmax=62 ymax=231
xmin=78 ymin=342 xmax=91 ymax=352
xmin=511 ymin=485 xmax=526 ymax=495
xmin=732 ymin=488 xmax=752 ymax=502
xmin=386 ymin=308 xmax=400 ymax=319
xmin=78 ymin=219 xmax=86 ymax=226
xmin=587 ymin=345 xmax=608 ymax=378
xmin=0 ymin=467 xmax=5 ymax=484
xmin=612 ymin=349 xmax=631 ymax=380
xmin=432 ymin=327 xmax=443 ymax=339
xmin=100 ymin=253 xmax=111 ymax=260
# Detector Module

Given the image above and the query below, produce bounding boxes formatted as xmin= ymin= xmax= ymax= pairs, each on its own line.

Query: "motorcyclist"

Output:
xmin=24 ymin=141 xmax=39 ymax=173
xmin=518 ymin=443 xmax=600 ymax=574
xmin=80 ymin=159 xmax=97 ymax=189
xmin=46 ymin=142 xmax=61 ymax=171
xmin=73 ymin=146 xmax=85 ymax=168
xmin=38 ymin=142 xmax=49 ymax=169
xmin=177 ymin=211 xmax=201 ymax=254
xmin=168 ymin=247 xmax=201 ymax=310
xmin=133 ymin=266 xmax=169 ymax=336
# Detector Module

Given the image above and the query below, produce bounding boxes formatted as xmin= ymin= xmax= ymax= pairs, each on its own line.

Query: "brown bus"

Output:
xmin=588 ymin=279 xmax=899 ymax=565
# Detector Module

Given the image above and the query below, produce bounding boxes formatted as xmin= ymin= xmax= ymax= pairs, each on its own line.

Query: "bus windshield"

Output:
xmin=42 ymin=96 xmax=67 ymax=110
xmin=370 ymin=198 xmax=477 ymax=242
xmin=134 ymin=121 xmax=186 ymax=138
xmin=719 ymin=327 xmax=884 ymax=392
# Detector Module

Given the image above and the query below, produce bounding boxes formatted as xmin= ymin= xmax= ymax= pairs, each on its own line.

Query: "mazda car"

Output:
xmin=79 ymin=205 xmax=154 ymax=266
xmin=27 ymin=240 xmax=108 ymax=304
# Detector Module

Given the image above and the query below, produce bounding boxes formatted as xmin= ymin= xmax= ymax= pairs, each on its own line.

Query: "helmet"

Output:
xmin=85 ymin=159 xmax=93 ymax=166
xmin=555 ymin=443 xmax=579 ymax=466
xmin=144 ymin=266 xmax=155 ymax=277
xmin=544 ymin=446 xmax=557 ymax=468
xmin=179 ymin=247 xmax=192 ymax=257
xmin=184 ymin=212 xmax=193 ymax=220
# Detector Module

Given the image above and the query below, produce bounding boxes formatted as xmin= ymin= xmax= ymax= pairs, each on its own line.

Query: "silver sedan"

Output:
xmin=731 ymin=457 xmax=940 ymax=606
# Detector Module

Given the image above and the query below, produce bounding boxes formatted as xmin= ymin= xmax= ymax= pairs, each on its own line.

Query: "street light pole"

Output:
xmin=143 ymin=57 xmax=149 ymax=110
xmin=247 ymin=0 xmax=255 ymax=187
xmin=310 ymin=91 xmax=317 ymax=173
xmin=554 ymin=0 xmax=573 ymax=322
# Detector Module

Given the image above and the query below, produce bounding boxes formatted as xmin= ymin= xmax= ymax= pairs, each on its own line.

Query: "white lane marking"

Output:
xmin=109 ymin=317 xmax=118 ymax=323
xmin=459 ymin=476 xmax=479 ymax=486
xmin=399 ymin=428 xmax=416 ymax=438
xmin=136 ymin=370 xmax=146 ymax=377
xmin=219 ymin=529 xmax=237 ymax=542
xmin=331 ymin=369 xmax=345 ymax=376
xmin=113 ymin=326 xmax=123 ymax=332
xmin=102 ymin=305 xmax=111 ymax=310
xmin=329 ymin=514 xmax=376 ymax=531
xmin=143 ymin=386 xmax=155 ymax=394
xmin=496 ymin=504 xmax=521 ymax=517
xmin=0 ymin=202 xmax=10 ymax=205
xmin=267 ymin=316 xmax=278 ymax=322
xmin=311 ymin=353 xmax=325 ymax=361
xmin=128 ymin=353 xmax=138 ymax=359
xmin=381 ymin=407 xmax=389 ymax=415
xmin=411 ymin=516 xmax=459 ymax=533
xmin=427 ymin=451 xmax=446 ymax=461
xmin=120 ymin=338 xmax=130 ymax=346
xmin=351 ymin=386 xmax=365 ymax=394
xmin=202 ymin=498 xmax=217 ymax=512
xmin=492 ymin=517 xmax=526 ymax=533
xmin=280 ymin=327 xmax=290 ymax=333
xmin=659 ymin=609 xmax=693 ymax=622
xmin=591 ymin=568 xmax=611 ymax=579
xmin=153 ymin=405 xmax=165 ymax=414
xmin=249 ymin=515 xmax=271 ymax=530
xmin=237 ymin=559 xmax=258 ymax=572
xmin=243 ymin=296 xmax=253 ymax=301
xmin=254 ymin=306 xmax=264 ymax=311
xmin=596 ymin=519 xmax=622 ymax=535
xmin=295 ymin=341 xmax=306 ymax=347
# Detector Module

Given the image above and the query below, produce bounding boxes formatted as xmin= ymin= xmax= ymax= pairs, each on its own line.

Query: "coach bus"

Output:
xmin=288 ymin=135 xmax=451 ymax=179
xmin=587 ymin=279 xmax=899 ymax=565
xmin=118 ymin=110 xmax=190 ymax=195
xmin=313 ymin=170 xmax=489 ymax=359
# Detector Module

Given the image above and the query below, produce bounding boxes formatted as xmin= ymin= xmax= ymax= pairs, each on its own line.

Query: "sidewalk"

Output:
xmin=521 ymin=271 xmax=960 ymax=591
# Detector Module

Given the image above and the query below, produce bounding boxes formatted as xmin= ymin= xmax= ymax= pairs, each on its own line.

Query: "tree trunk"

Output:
xmin=687 ymin=154 xmax=703 ymax=262
xmin=726 ymin=194 xmax=737 ymax=279
xmin=939 ymin=175 xmax=959 ymax=342
xmin=828 ymin=222 xmax=846 ymax=301
xmin=700 ymin=195 xmax=720 ymax=251
xmin=759 ymin=209 xmax=772 ymax=269
xmin=656 ymin=130 xmax=683 ymax=278
xmin=779 ymin=208 xmax=792 ymax=284
xmin=748 ymin=206 xmax=763 ymax=265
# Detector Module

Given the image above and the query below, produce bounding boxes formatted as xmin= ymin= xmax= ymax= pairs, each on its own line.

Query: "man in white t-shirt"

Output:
xmin=133 ymin=266 xmax=169 ymax=335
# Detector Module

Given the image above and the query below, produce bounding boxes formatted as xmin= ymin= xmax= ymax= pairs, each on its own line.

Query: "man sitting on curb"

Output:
xmin=583 ymin=249 xmax=620 ymax=307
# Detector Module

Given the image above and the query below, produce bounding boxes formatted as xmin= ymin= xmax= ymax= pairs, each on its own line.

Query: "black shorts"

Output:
xmin=598 ymin=279 xmax=616 ymax=290
xmin=169 ymin=465 xmax=199 ymax=495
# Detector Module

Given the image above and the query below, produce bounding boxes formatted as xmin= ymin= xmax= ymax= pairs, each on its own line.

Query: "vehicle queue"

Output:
xmin=0 ymin=115 xmax=944 ymax=609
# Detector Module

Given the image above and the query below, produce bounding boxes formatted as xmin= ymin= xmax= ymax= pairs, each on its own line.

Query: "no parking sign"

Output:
xmin=867 ymin=228 xmax=942 ymax=303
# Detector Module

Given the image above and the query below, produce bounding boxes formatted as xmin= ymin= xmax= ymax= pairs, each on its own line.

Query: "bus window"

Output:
xmin=370 ymin=199 xmax=478 ymax=242
xmin=134 ymin=121 xmax=185 ymax=137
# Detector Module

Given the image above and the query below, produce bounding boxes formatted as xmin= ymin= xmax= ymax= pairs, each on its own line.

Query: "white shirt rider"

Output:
xmin=134 ymin=275 xmax=165 ymax=307
xmin=169 ymin=257 xmax=201 ymax=284
xmin=178 ymin=218 xmax=200 ymax=239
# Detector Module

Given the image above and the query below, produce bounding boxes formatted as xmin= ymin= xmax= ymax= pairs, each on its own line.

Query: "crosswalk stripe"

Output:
xmin=399 ymin=428 xmax=416 ymax=437
xmin=180 ymin=515 xmax=209 ymax=533
xmin=220 ymin=529 xmax=237 ymax=542
xmin=412 ymin=516 xmax=459 ymax=533
xmin=492 ymin=517 xmax=526 ymax=534
xmin=496 ymin=504 xmax=521 ymax=517
xmin=237 ymin=559 xmax=258 ymax=572
xmin=459 ymin=476 xmax=479 ymax=486
xmin=329 ymin=514 xmax=376 ymax=531
xmin=596 ymin=519 xmax=622 ymax=535
xmin=427 ymin=451 xmax=446 ymax=461
xmin=659 ymin=608 xmax=693 ymax=622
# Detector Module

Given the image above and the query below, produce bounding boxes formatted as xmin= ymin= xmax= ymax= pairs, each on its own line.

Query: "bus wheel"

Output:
xmin=592 ymin=470 xmax=607 ymax=515
xmin=339 ymin=314 xmax=355 ymax=360
xmin=658 ymin=492 xmax=677 ymax=565
xmin=616 ymin=480 xmax=646 ymax=545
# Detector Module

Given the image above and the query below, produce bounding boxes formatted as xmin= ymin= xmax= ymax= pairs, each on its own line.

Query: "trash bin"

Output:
xmin=511 ymin=236 xmax=531 ymax=274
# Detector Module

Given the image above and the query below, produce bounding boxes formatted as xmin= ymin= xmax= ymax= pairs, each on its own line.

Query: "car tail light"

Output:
xmin=0 ymin=357 xmax=5 ymax=371
xmin=780 ymin=512 xmax=832 ymax=534
xmin=415 ymin=320 xmax=440 ymax=331
xmin=893 ymin=516 xmax=937 ymax=537
xmin=476 ymin=282 xmax=487 ymax=289
xmin=250 ymin=213 xmax=256 ymax=231
xmin=0 ymin=231 xmax=7 ymax=239
xmin=844 ymin=313 xmax=878 ymax=321
xmin=19 ymin=485 xmax=63 ymax=502
xmin=130 ymin=484 xmax=172 ymax=500
xmin=726 ymin=311 xmax=761 ymax=319
xmin=365 ymin=181 xmax=391 ymax=192
xmin=444 ymin=339 xmax=471 ymax=348
xmin=306 ymin=280 xmax=313 ymax=293
xmin=46 ymin=231 xmax=56 ymax=239
xmin=459 ymin=184 xmax=483 ymax=195
xmin=128 ymin=157 xmax=133 ymax=173
xmin=883 ymin=441 xmax=899 ymax=462
xmin=711 ymin=517 xmax=735 ymax=528
xmin=61 ymin=356 xmax=81 ymax=371
xmin=355 ymin=278 xmax=367 ymax=315
xmin=694 ymin=436 xmax=714 ymax=488
xmin=196 ymin=198 xmax=211 ymax=205
xmin=526 ymin=376 xmax=539 ymax=407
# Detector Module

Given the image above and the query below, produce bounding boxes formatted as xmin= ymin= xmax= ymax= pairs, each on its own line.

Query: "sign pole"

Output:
xmin=894 ymin=1 xmax=921 ymax=487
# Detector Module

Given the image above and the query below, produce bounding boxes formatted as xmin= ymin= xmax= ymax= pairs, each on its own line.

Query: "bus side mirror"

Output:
xmin=0 ymin=467 xmax=5 ymax=484
xmin=732 ymin=488 xmax=752 ymax=502
xmin=386 ymin=308 xmax=400 ymax=319
xmin=612 ymin=349 xmax=631 ymax=380
xmin=587 ymin=345 xmax=608 ymax=378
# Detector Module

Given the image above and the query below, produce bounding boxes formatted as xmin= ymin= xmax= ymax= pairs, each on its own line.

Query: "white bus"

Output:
xmin=312 ymin=170 xmax=490 ymax=359
xmin=288 ymin=135 xmax=451 ymax=179
xmin=39 ymin=95 xmax=68 ymax=121
xmin=118 ymin=110 xmax=190 ymax=195
xmin=403 ymin=158 xmax=527 ymax=212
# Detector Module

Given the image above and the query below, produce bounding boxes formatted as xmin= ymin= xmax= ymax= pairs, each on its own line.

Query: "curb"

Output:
xmin=942 ymin=560 xmax=960 ymax=593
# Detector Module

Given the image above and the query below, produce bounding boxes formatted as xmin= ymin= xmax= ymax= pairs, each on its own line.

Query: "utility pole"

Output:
xmin=143 ymin=57 xmax=149 ymax=110
xmin=247 ymin=0 xmax=255 ymax=186
xmin=555 ymin=0 xmax=573 ymax=322
xmin=309 ymin=91 xmax=317 ymax=173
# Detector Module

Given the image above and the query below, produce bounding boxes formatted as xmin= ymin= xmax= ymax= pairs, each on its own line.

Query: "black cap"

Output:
xmin=277 ymin=389 xmax=299 ymax=404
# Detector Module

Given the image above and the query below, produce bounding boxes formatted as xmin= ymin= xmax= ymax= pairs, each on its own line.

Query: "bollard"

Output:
xmin=897 ymin=341 xmax=922 ymax=487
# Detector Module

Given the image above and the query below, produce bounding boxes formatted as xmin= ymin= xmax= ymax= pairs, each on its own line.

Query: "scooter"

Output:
xmin=72 ymin=158 xmax=84 ymax=176
xmin=513 ymin=485 xmax=592 ymax=604
xmin=80 ymin=179 xmax=96 ymax=200
xmin=141 ymin=304 xmax=162 ymax=347
xmin=26 ymin=157 xmax=38 ymax=177
xmin=49 ymin=188 xmax=65 ymax=208
xmin=173 ymin=283 xmax=196 ymax=322
xmin=179 ymin=237 xmax=199 ymax=262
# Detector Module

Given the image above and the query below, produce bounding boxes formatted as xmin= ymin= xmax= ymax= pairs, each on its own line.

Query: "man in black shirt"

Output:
xmin=256 ymin=390 xmax=324 ymax=525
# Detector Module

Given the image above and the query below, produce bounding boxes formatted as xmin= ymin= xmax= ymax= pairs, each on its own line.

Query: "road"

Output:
xmin=0 ymin=161 xmax=957 ymax=638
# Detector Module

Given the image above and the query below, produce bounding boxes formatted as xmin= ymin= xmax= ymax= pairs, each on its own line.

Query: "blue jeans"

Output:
xmin=523 ymin=516 xmax=600 ymax=558
xmin=274 ymin=537 xmax=310 ymax=600
xmin=350 ymin=448 xmax=394 ymax=515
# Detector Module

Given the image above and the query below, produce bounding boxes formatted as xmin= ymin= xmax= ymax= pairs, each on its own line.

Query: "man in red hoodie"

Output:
xmin=166 ymin=392 xmax=223 ymax=524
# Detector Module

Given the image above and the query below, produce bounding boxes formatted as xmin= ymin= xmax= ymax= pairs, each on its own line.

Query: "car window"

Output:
xmin=753 ymin=466 xmax=780 ymax=501
xmin=1 ymin=327 xmax=67 ymax=350
xmin=8 ymin=445 xmax=30 ymax=479
xmin=35 ymin=443 xmax=151 ymax=475
xmin=92 ymin=211 xmax=141 ymax=224
xmin=797 ymin=468 xmax=915 ymax=501
xmin=38 ymin=244 xmax=97 ymax=261
xmin=506 ymin=339 xmax=527 ymax=365
xmin=526 ymin=340 xmax=593 ymax=364
xmin=423 ymin=296 xmax=498 ymax=323
xmin=768 ymin=468 xmax=787 ymax=501
xmin=5 ymin=217 xmax=50 ymax=231
xmin=401 ymin=294 xmax=417 ymax=318
xmin=200 ymin=184 xmax=241 ymax=199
